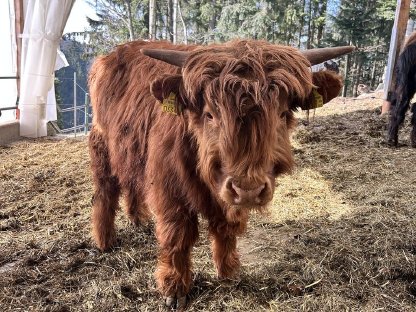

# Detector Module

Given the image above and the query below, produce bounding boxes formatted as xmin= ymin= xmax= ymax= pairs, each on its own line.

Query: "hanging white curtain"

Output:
xmin=19 ymin=0 xmax=74 ymax=138
xmin=0 ymin=0 xmax=18 ymax=123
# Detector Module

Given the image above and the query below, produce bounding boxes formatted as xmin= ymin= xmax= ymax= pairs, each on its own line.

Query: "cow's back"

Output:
xmin=88 ymin=41 xmax=195 ymax=187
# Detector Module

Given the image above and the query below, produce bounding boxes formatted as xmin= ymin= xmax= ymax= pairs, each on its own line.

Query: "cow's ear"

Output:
xmin=298 ymin=71 xmax=343 ymax=110
xmin=151 ymin=74 xmax=187 ymax=114
xmin=151 ymin=74 xmax=182 ymax=102
xmin=312 ymin=71 xmax=343 ymax=103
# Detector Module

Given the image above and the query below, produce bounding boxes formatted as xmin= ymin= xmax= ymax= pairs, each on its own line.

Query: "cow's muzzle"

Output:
xmin=221 ymin=177 xmax=273 ymax=207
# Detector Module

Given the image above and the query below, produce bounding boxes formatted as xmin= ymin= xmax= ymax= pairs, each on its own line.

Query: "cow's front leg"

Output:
xmin=209 ymin=219 xmax=247 ymax=279
xmin=155 ymin=212 xmax=199 ymax=310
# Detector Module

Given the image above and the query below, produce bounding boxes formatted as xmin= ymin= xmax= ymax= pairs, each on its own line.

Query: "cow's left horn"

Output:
xmin=302 ymin=46 xmax=356 ymax=65
xmin=140 ymin=49 xmax=189 ymax=67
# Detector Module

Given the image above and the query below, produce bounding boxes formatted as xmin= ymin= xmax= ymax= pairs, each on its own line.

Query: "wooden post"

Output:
xmin=14 ymin=0 xmax=24 ymax=120
xmin=382 ymin=0 xmax=411 ymax=115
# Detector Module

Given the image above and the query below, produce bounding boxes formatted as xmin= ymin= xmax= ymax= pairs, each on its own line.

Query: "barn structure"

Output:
xmin=0 ymin=0 xmax=75 ymax=145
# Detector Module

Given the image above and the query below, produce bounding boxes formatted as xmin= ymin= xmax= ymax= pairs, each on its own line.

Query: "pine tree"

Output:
xmin=329 ymin=0 xmax=382 ymax=96
xmin=85 ymin=0 xmax=148 ymax=55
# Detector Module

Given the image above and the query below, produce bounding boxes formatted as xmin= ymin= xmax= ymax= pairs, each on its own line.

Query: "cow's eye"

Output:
xmin=205 ymin=112 xmax=213 ymax=120
xmin=280 ymin=111 xmax=288 ymax=119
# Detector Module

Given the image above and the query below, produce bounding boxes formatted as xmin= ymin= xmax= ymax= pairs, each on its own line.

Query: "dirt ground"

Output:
xmin=1 ymin=96 xmax=415 ymax=311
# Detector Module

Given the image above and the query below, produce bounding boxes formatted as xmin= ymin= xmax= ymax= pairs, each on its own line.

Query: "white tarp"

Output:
xmin=0 ymin=0 xmax=18 ymax=123
xmin=46 ymin=49 xmax=69 ymax=122
xmin=19 ymin=0 xmax=74 ymax=138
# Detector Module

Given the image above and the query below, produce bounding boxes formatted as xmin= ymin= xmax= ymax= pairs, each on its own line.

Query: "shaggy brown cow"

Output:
xmin=88 ymin=40 xmax=353 ymax=309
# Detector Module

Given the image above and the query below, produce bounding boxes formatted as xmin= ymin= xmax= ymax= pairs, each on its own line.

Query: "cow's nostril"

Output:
xmin=230 ymin=181 xmax=245 ymax=196
xmin=255 ymin=183 xmax=269 ymax=203
xmin=226 ymin=179 xmax=233 ymax=190
xmin=258 ymin=183 xmax=267 ymax=197
xmin=226 ymin=179 xmax=238 ymax=197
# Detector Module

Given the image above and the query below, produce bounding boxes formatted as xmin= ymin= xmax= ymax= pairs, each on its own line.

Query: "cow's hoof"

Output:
xmin=386 ymin=138 xmax=398 ymax=147
xmin=164 ymin=295 xmax=187 ymax=311
xmin=93 ymin=232 xmax=116 ymax=251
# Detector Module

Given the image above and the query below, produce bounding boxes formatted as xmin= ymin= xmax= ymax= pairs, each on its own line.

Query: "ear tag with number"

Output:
xmin=311 ymin=88 xmax=324 ymax=109
xmin=162 ymin=92 xmax=178 ymax=115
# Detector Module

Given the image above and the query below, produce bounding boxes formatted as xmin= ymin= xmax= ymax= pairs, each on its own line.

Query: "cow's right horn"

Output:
xmin=140 ymin=49 xmax=189 ymax=67
xmin=302 ymin=46 xmax=356 ymax=65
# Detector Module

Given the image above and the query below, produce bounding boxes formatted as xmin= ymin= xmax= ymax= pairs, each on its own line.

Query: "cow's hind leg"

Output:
xmin=124 ymin=185 xmax=150 ymax=226
xmin=89 ymin=128 xmax=121 ymax=251
xmin=154 ymin=210 xmax=199 ymax=310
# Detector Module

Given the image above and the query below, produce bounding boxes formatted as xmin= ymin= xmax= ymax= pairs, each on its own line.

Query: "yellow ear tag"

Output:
xmin=311 ymin=88 xmax=324 ymax=109
xmin=162 ymin=92 xmax=178 ymax=115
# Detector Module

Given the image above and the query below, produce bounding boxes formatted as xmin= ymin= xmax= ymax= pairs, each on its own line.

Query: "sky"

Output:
xmin=64 ymin=0 xmax=98 ymax=34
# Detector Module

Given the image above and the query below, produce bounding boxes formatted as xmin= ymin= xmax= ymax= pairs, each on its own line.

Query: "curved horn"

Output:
xmin=140 ymin=48 xmax=189 ymax=67
xmin=302 ymin=46 xmax=356 ymax=65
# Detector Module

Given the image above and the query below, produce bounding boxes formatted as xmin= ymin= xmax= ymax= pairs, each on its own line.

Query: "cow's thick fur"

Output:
xmin=388 ymin=32 xmax=416 ymax=147
xmin=88 ymin=40 xmax=343 ymax=304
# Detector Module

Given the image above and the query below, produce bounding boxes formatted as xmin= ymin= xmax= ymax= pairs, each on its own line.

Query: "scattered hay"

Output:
xmin=271 ymin=167 xmax=352 ymax=222
xmin=1 ymin=97 xmax=415 ymax=311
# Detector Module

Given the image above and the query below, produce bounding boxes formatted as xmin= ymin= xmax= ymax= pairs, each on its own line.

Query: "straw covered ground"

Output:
xmin=1 ymin=96 xmax=415 ymax=311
